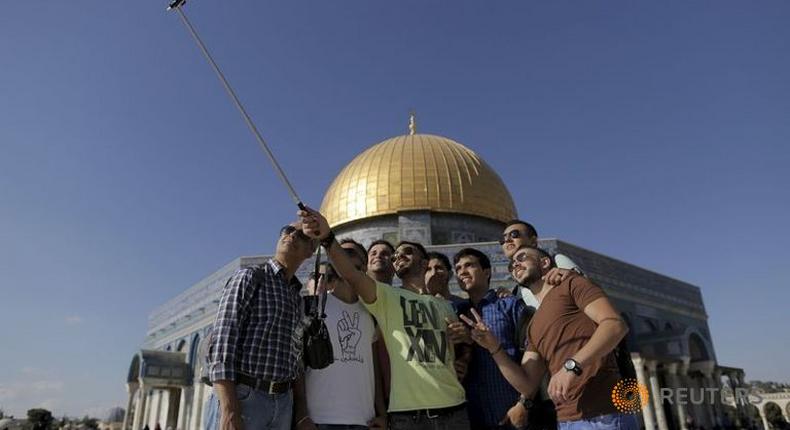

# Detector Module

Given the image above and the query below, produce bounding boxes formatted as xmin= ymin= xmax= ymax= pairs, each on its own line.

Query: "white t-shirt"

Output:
xmin=305 ymin=293 xmax=376 ymax=426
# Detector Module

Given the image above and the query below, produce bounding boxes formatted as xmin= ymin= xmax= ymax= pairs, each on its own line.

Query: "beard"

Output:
xmin=396 ymin=259 xmax=421 ymax=279
xmin=517 ymin=268 xmax=543 ymax=286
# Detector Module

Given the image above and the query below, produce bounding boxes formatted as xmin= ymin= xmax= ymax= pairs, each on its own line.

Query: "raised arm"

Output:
xmin=299 ymin=207 xmax=378 ymax=304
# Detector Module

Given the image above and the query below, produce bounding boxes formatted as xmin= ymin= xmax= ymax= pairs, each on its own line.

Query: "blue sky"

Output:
xmin=1 ymin=0 xmax=789 ymax=418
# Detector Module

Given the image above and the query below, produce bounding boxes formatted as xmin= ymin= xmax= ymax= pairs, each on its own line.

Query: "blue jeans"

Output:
xmin=558 ymin=413 xmax=639 ymax=430
xmin=204 ymin=384 xmax=292 ymax=430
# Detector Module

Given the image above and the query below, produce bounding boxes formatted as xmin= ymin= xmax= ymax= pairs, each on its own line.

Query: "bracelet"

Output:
xmin=295 ymin=416 xmax=310 ymax=426
xmin=490 ymin=344 xmax=503 ymax=355
xmin=320 ymin=230 xmax=335 ymax=249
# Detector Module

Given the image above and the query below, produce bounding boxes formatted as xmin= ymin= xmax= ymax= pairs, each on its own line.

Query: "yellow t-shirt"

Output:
xmin=363 ymin=281 xmax=466 ymax=412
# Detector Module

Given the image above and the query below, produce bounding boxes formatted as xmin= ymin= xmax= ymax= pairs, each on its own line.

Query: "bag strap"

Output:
xmin=319 ymin=272 xmax=328 ymax=319
xmin=310 ymin=246 xmax=329 ymax=319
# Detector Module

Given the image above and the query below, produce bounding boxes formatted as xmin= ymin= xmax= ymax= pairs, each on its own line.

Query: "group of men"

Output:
xmin=202 ymin=207 xmax=639 ymax=430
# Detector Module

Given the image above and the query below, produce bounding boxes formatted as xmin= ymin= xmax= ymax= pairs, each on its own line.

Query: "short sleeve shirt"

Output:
xmin=305 ymin=294 xmax=376 ymax=426
xmin=527 ymin=275 xmax=621 ymax=421
xmin=363 ymin=282 xmax=466 ymax=412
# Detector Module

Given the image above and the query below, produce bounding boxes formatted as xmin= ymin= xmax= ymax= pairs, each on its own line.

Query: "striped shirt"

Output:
xmin=208 ymin=259 xmax=304 ymax=383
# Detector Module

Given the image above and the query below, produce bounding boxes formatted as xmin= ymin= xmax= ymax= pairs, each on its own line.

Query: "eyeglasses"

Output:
xmin=391 ymin=246 xmax=420 ymax=262
xmin=280 ymin=225 xmax=311 ymax=243
xmin=499 ymin=229 xmax=526 ymax=245
xmin=510 ymin=251 xmax=544 ymax=270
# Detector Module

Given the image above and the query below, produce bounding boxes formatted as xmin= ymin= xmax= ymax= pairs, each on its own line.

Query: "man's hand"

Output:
xmin=542 ymin=268 xmax=572 ymax=286
xmin=459 ymin=309 xmax=500 ymax=353
xmin=548 ymin=369 xmax=576 ymax=404
xmin=213 ymin=381 xmax=243 ymax=430
xmin=367 ymin=415 xmax=387 ymax=429
xmin=446 ymin=317 xmax=471 ymax=344
xmin=499 ymin=402 xmax=528 ymax=430
xmin=496 ymin=287 xmax=513 ymax=298
xmin=219 ymin=404 xmax=243 ymax=430
xmin=298 ymin=207 xmax=330 ymax=240
xmin=294 ymin=416 xmax=317 ymax=430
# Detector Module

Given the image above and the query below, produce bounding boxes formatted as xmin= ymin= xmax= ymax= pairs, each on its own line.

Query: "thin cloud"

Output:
xmin=65 ymin=315 xmax=84 ymax=325
xmin=21 ymin=366 xmax=43 ymax=375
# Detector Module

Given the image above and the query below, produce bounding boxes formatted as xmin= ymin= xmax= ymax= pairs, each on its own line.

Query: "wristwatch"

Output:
xmin=320 ymin=230 xmax=336 ymax=249
xmin=518 ymin=394 xmax=534 ymax=410
xmin=564 ymin=358 xmax=582 ymax=375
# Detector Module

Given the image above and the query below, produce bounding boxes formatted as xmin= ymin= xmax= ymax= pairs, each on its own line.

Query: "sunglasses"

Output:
xmin=280 ymin=225 xmax=311 ymax=242
xmin=391 ymin=246 xmax=422 ymax=262
xmin=499 ymin=229 xmax=526 ymax=245
xmin=509 ymin=251 xmax=544 ymax=271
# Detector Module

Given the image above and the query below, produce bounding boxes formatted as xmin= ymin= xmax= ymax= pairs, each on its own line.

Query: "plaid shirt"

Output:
xmin=208 ymin=259 xmax=304 ymax=383
xmin=457 ymin=290 xmax=526 ymax=429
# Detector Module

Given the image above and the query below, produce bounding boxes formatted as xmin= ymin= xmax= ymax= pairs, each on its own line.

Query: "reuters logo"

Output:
xmin=611 ymin=378 xmax=650 ymax=414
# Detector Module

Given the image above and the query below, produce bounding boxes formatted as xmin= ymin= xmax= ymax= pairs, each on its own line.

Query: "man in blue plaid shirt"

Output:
xmin=453 ymin=248 xmax=527 ymax=429
xmin=204 ymin=222 xmax=318 ymax=430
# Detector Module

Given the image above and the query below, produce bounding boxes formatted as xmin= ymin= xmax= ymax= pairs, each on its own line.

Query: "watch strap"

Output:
xmin=518 ymin=394 xmax=534 ymax=409
xmin=565 ymin=358 xmax=582 ymax=375
xmin=320 ymin=230 xmax=335 ymax=249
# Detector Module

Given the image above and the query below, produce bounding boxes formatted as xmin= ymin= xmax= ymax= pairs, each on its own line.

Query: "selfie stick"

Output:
xmin=168 ymin=0 xmax=306 ymax=210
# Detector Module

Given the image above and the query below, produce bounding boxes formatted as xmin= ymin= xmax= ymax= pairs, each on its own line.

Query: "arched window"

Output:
xmin=688 ymin=333 xmax=710 ymax=362
xmin=637 ymin=317 xmax=658 ymax=334
xmin=188 ymin=333 xmax=201 ymax=366
xmin=764 ymin=402 xmax=787 ymax=428
xmin=127 ymin=354 xmax=141 ymax=383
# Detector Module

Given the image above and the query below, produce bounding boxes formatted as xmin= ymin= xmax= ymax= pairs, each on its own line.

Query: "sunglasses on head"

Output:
xmin=280 ymin=225 xmax=311 ymax=242
xmin=499 ymin=229 xmax=526 ymax=245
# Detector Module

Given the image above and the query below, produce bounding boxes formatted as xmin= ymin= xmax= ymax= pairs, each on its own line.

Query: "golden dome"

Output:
xmin=320 ymin=133 xmax=517 ymax=228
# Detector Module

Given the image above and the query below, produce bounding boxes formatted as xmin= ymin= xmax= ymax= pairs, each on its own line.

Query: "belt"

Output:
xmin=235 ymin=374 xmax=292 ymax=395
xmin=390 ymin=403 xmax=466 ymax=419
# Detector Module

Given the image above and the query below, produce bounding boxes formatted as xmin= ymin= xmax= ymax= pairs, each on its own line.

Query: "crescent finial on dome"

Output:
xmin=408 ymin=110 xmax=417 ymax=135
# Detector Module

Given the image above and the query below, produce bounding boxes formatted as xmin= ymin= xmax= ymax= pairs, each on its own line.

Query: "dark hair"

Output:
xmin=452 ymin=248 xmax=492 ymax=271
xmin=427 ymin=251 xmax=452 ymax=273
xmin=395 ymin=241 xmax=429 ymax=260
xmin=505 ymin=219 xmax=538 ymax=239
xmin=367 ymin=239 xmax=395 ymax=255
xmin=339 ymin=238 xmax=368 ymax=265
xmin=453 ymin=248 xmax=492 ymax=284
